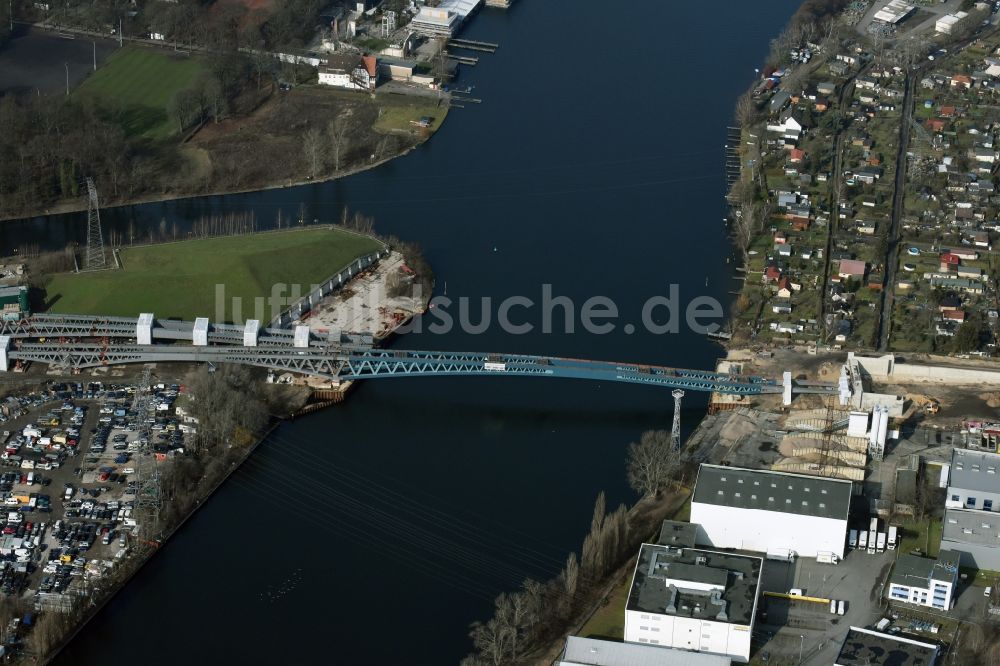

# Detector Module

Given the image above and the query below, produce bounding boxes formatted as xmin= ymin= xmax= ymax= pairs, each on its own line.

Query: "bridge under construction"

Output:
xmin=0 ymin=313 xmax=837 ymax=399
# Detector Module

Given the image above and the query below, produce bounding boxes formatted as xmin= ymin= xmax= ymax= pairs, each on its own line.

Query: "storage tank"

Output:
xmin=876 ymin=406 xmax=889 ymax=448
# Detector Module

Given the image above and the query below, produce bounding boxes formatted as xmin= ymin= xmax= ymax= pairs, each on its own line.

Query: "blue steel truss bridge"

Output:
xmin=0 ymin=313 xmax=834 ymax=398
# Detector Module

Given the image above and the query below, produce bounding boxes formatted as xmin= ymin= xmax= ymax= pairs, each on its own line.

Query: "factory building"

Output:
xmin=690 ymin=464 xmax=852 ymax=558
xmin=888 ymin=550 xmax=959 ymax=610
xmin=624 ymin=542 xmax=761 ymax=663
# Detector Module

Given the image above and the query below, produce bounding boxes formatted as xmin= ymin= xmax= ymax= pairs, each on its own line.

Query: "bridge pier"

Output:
xmin=244 ymin=320 xmax=260 ymax=347
xmin=0 ymin=336 xmax=8 ymax=372
xmin=782 ymin=371 xmax=792 ymax=406
xmin=136 ymin=313 xmax=154 ymax=345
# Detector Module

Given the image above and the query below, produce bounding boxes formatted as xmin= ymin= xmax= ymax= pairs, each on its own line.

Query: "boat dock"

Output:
xmin=448 ymin=38 xmax=498 ymax=53
xmin=446 ymin=53 xmax=479 ymax=65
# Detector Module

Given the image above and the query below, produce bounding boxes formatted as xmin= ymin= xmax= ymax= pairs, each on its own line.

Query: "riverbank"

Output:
xmin=2 ymin=138 xmax=434 ymax=224
xmin=41 ymin=412 xmax=286 ymax=665
xmin=0 ymin=44 xmax=448 ymax=223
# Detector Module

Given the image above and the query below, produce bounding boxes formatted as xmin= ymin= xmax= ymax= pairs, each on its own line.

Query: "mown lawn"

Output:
xmin=44 ymin=228 xmax=383 ymax=323
xmin=374 ymin=97 xmax=449 ymax=133
xmin=76 ymin=46 xmax=205 ymax=140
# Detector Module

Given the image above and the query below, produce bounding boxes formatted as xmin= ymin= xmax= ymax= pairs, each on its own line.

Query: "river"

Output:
xmin=3 ymin=1 xmax=804 ymax=663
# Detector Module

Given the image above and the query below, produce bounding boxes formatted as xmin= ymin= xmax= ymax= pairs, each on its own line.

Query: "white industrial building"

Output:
xmin=690 ymin=465 xmax=852 ymax=558
xmin=887 ymin=550 xmax=959 ymax=610
xmin=946 ymin=448 xmax=1000 ymax=512
xmin=936 ymin=11 xmax=969 ymax=34
xmin=873 ymin=0 xmax=915 ymax=24
xmin=411 ymin=0 xmax=481 ymax=36
xmin=624 ymin=542 xmax=761 ymax=663
xmin=558 ymin=636 xmax=731 ymax=666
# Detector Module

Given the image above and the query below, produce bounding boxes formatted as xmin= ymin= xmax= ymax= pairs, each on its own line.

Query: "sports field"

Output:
xmin=44 ymin=229 xmax=383 ymax=323
xmin=76 ymin=46 xmax=205 ymax=140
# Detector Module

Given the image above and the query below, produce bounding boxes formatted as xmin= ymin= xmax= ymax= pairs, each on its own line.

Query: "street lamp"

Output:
xmin=64 ymin=63 xmax=69 ymax=96
xmin=798 ymin=634 xmax=805 ymax=664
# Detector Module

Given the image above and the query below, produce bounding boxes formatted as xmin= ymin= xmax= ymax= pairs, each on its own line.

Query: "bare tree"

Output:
xmin=328 ymin=116 xmax=351 ymax=172
xmin=302 ymin=127 xmax=325 ymax=178
xmin=468 ymin=617 xmax=510 ymax=666
xmin=734 ymin=91 xmax=759 ymax=127
xmin=626 ymin=430 xmax=680 ymax=497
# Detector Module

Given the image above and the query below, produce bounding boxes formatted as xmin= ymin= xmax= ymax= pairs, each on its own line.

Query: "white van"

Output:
xmin=19 ymin=459 xmax=33 ymax=470
xmin=830 ymin=599 xmax=837 ymax=614
xmin=837 ymin=600 xmax=846 ymax=616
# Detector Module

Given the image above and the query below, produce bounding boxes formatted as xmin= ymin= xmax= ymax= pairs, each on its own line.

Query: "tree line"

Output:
xmin=461 ymin=430 xmax=683 ymax=665
xmin=18 ymin=0 xmax=329 ymax=52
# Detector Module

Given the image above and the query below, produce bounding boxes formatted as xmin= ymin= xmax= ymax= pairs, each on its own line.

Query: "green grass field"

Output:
xmin=374 ymin=98 xmax=449 ymax=134
xmin=44 ymin=228 xmax=383 ymax=323
xmin=76 ymin=46 xmax=205 ymax=140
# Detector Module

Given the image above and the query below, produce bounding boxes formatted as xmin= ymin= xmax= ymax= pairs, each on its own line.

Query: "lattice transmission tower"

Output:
xmin=671 ymin=389 xmax=685 ymax=450
xmin=85 ymin=178 xmax=107 ymax=270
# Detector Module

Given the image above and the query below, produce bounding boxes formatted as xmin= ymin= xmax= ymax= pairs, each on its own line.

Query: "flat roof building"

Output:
xmin=558 ymin=636 xmax=731 ymax=666
xmin=941 ymin=506 xmax=1000 ymax=570
xmin=625 ymin=542 xmax=761 ymax=663
xmin=888 ymin=550 xmax=959 ymax=610
xmin=946 ymin=448 xmax=1000 ymax=512
xmin=690 ymin=464 xmax=852 ymax=558
xmin=835 ymin=626 xmax=939 ymax=666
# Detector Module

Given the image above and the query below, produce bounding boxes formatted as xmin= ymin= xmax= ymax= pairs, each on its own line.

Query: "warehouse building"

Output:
xmin=940 ymin=507 xmax=1000 ymax=570
xmin=0 ymin=285 xmax=28 ymax=319
xmin=946 ymin=448 xmax=1000 ymax=512
xmin=835 ymin=626 xmax=939 ymax=666
xmin=873 ymin=0 xmax=915 ymax=25
xmin=888 ymin=550 xmax=959 ymax=610
xmin=558 ymin=636 xmax=731 ymax=666
xmin=624 ymin=542 xmax=761 ymax=663
xmin=690 ymin=465 xmax=852 ymax=558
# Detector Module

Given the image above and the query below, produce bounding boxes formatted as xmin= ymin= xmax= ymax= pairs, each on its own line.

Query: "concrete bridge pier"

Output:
xmin=782 ymin=371 xmax=792 ymax=406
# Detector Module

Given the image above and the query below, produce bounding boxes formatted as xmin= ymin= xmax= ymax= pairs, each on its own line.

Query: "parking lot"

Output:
xmin=755 ymin=546 xmax=896 ymax=664
xmin=0 ymin=379 xmax=189 ymax=614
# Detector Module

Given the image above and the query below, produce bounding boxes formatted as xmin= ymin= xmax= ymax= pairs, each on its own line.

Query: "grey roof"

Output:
xmin=626 ymin=543 xmax=761 ymax=626
xmin=890 ymin=551 xmax=959 ymax=588
xmin=948 ymin=449 xmax=1000 ymax=494
xmin=692 ymin=464 xmax=852 ymax=521
xmin=942 ymin=507 xmax=1000 ymax=548
xmin=835 ymin=626 xmax=939 ymax=666
xmin=657 ymin=520 xmax=698 ymax=549
xmin=559 ymin=637 xmax=731 ymax=666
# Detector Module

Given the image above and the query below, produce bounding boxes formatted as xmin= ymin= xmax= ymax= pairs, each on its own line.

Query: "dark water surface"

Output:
xmin=12 ymin=1 xmax=805 ymax=663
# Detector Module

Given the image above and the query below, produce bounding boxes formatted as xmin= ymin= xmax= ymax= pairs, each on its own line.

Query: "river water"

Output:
xmin=8 ymin=1 xmax=804 ymax=663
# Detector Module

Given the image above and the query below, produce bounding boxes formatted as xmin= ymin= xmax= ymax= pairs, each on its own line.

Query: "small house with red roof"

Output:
xmin=763 ymin=264 xmax=781 ymax=284
xmin=942 ymin=309 xmax=966 ymax=323
xmin=940 ymin=106 xmax=957 ymax=118
xmin=789 ymin=148 xmax=805 ymax=163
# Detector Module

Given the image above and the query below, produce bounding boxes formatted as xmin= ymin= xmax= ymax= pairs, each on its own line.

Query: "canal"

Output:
xmin=3 ymin=1 xmax=805 ymax=663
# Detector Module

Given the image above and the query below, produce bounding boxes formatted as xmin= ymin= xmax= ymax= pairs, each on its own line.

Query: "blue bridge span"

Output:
xmin=0 ymin=314 xmax=828 ymax=396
